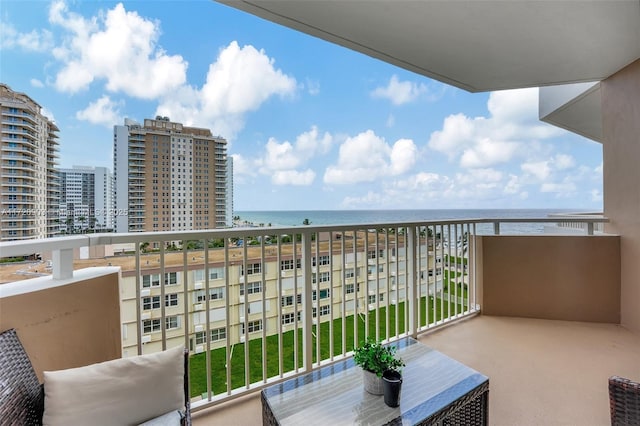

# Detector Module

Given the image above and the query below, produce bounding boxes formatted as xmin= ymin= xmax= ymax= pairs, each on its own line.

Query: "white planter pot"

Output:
xmin=362 ymin=369 xmax=384 ymax=395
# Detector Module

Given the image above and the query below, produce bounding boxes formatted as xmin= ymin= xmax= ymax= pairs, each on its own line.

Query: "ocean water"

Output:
xmin=234 ymin=209 xmax=593 ymax=234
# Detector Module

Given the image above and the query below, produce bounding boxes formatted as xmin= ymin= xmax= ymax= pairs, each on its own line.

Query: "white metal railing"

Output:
xmin=0 ymin=216 xmax=609 ymax=410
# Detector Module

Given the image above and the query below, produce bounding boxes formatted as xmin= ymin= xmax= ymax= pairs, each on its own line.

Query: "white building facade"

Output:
xmin=0 ymin=83 xmax=60 ymax=241
xmin=59 ymin=166 xmax=115 ymax=232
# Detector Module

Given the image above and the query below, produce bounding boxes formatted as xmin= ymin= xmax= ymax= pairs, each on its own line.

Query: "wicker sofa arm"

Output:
xmin=609 ymin=375 xmax=640 ymax=426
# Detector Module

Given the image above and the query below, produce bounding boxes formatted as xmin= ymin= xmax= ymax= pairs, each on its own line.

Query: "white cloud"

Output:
xmin=0 ymin=22 xmax=53 ymax=52
xmin=591 ymin=189 xmax=603 ymax=203
xmin=386 ymin=114 xmax=395 ymax=127
xmin=455 ymin=168 xmax=502 ymax=185
xmin=76 ymin=96 xmax=123 ymax=127
xmin=324 ymin=130 xmax=417 ymax=184
xmin=41 ymin=107 xmax=56 ymax=123
xmin=272 ymin=170 xmax=315 ymax=185
xmin=156 ymin=41 xmax=297 ymax=140
xmin=553 ymin=154 xmax=575 ymax=170
xmin=30 ymin=79 xmax=44 ymax=88
xmin=540 ymin=181 xmax=577 ymax=195
xmin=390 ymin=139 xmax=418 ymax=175
xmin=370 ymin=75 xmax=428 ymax=105
xmin=595 ymin=162 xmax=603 ymax=174
xmin=521 ymin=161 xmax=551 ymax=181
xmin=504 ymin=174 xmax=522 ymax=195
xmin=428 ymin=88 xmax=564 ymax=168
xmin=236 ymin=126 xmax=332 ymax=186
xmin=305 ymin=78 xmax=320 ymax=95
xmin=49 ymin=1 xmax=188 ymax=98
xmin=460 ymin=138 xmax=519 ymax=168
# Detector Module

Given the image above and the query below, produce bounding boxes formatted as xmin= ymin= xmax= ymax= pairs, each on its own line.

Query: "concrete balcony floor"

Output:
xmin=192 ymin=315 xmax=640 ymax=425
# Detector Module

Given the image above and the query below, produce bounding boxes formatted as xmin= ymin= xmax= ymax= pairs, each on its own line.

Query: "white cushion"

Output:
xmin=43 ymin=346 xmax=185 ymax=426
xmin=137 ymin=410 xmax=182 ymax=426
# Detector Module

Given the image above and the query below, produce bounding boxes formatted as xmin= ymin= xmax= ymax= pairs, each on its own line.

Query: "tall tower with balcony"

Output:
xmin=0 ymin=83 xmax=60 ymax=241
xmin=113 ymin=116 xmax=228 ymax=233
xmin=59 ymin=166 xmax=114 ymax=233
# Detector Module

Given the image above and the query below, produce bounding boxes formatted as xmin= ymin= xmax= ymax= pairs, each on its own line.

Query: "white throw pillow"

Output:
xmin=43 ymin=346 xmax=185 ymax=426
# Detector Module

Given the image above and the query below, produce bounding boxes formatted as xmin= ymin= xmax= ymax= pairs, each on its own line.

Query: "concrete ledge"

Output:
xmin=480 ymin=235 xmax=620 ymax=323
xmin=0 ymin=267 xmax=122 ymax=380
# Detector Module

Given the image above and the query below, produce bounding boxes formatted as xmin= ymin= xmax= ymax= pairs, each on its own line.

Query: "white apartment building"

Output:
xmin=113 ymin=117 xmax=229 ymax=233
xmin=59 ymin=166 xmax=115 ymax=232
xmin=117 ymin=240 xmax=461 ymax=357
xmin=0 ymin=83 xmax=60 ymax=241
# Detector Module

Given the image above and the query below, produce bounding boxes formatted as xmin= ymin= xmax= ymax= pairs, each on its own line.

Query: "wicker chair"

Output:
xmin=0 ymin=328 xmax=191 ymax=425
xmin=0 ymin=328 xmax=44 ymax=425
xmin=609 ymin=375 xmax=640 ymax=426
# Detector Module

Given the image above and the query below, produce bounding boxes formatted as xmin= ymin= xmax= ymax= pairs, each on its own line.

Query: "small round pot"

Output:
xmin=362 ymin=369 xmax=384 ymax=395
xmin=382 ymin=370 xmax=403 ymax=407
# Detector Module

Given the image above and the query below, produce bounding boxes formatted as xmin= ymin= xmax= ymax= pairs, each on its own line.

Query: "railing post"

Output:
xmin=587 ymin=222 xmax=594 ymax=235
xmin=493 ymin=222 xmax=500 ymax=235
xmin=52 ymin=248 xmax=73 ymax=280
xmin=301 ymin=230 xmax=314 ymax=372
xmin=407 ymin=225 xmax=418 ymax=339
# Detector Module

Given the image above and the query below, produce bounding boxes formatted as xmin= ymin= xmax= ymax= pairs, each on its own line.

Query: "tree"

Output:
xmin=77 ymin=216 xmax=87 ymax=233
xmin=65 ymin=217 xmax=74 ymax=234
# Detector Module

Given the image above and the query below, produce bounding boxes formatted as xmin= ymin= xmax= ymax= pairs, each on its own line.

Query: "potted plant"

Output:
xmin=353 ymin=338 xmax=404 ymax=397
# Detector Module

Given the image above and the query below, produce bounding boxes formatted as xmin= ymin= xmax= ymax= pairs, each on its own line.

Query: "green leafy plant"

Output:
xmin=353 ymin=338 xmax=404 ymax=377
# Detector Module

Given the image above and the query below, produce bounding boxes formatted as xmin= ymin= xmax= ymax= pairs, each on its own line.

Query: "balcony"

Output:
xmin=1 ymin=216 xmax=633 ymax=425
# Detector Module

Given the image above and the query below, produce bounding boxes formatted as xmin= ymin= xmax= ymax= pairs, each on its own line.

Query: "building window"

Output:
xmin=241 ymin=320 xmax=262 ymax=334
xmin=195 ymin=327 xmax=226 ymax=344
xmin=240 ymin=281 xmax=262 ymax=296
xmin=345 ymin=283 xmax=355 ymax=294
xmin=141 ymin=272 xmax=178 ymax=288
xmin=195 ymin=331 xmax=207 ymax=345
xmin=142 ymin=296 xmax=161 ymax=310
xmin=312 ymin=255 xmax=330 ymax=267
xmin=281 ymin=313 xmax=295 ymax=325
xmin=143 ymin=319 xmax=161 ymax=333
xmin=210 ymin=287 xmax=225 ymax=300
xmin=280 ymin=259 xmax=298 ymax=271
xmin=345 ymin=268 xmax=355 ymax=279
xmin=211 ymin=327 xmax=226 ymax=341
xmin=312 ymin=289 xmax=330 ymax=301
xmin=165 ymin=316 xmax=180 ymax=330
xmin=312 ymin=271 xmax=330 ymax=284
xmin=281 ymin=294 xmax=302 ymax=307
xmin=241 ymin=263 xmax=261 ymax=275
xmin=319 ymin=305 xmax=330 ymax=316
xmin=165 ymin=293 xmax=178 ymax=307
xmin=142 ymin=274 xmax=160 ymax=288
xmin=165 ymin=272 xmax=178 ymax=285
xmin=209 ymin=267 xmax=224 ymax=280
xmin=368 ymin=295 xmax=377 ymax=304
xmin=367 ymin=265 xmax=384 ymax=275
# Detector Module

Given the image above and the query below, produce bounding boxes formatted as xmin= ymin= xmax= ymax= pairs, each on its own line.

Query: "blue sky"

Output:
xmin=1 ymin=0 xmax=603 ymax=211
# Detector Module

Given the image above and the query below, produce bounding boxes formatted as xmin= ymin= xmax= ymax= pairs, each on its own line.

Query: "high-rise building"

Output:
xmin=113 ymin=116 xmax=229 ymax=233
xmin=226 ymin=156 xmax=234 ymax=228
xmin=59 ymin=166 xmax=115 ymax=233
xmin=0 ymin=83 xmax=60 ymax=241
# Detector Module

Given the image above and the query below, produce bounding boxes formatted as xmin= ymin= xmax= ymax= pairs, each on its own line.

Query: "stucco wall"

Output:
xmin=480 ymin=235 xmax=620 ymax=323
xmin=601 ymin=58 xmax=640 ymax=331
xmin=0 ymin=268 xmax=122 ymax=381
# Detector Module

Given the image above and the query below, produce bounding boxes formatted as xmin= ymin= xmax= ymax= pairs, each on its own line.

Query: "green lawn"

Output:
xmin=189 ymin=296 xmax=466 ymax=397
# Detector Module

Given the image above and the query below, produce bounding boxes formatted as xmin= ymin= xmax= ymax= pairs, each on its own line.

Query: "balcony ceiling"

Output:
xmin=216 ymin=0 xmax=640 ymax=93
